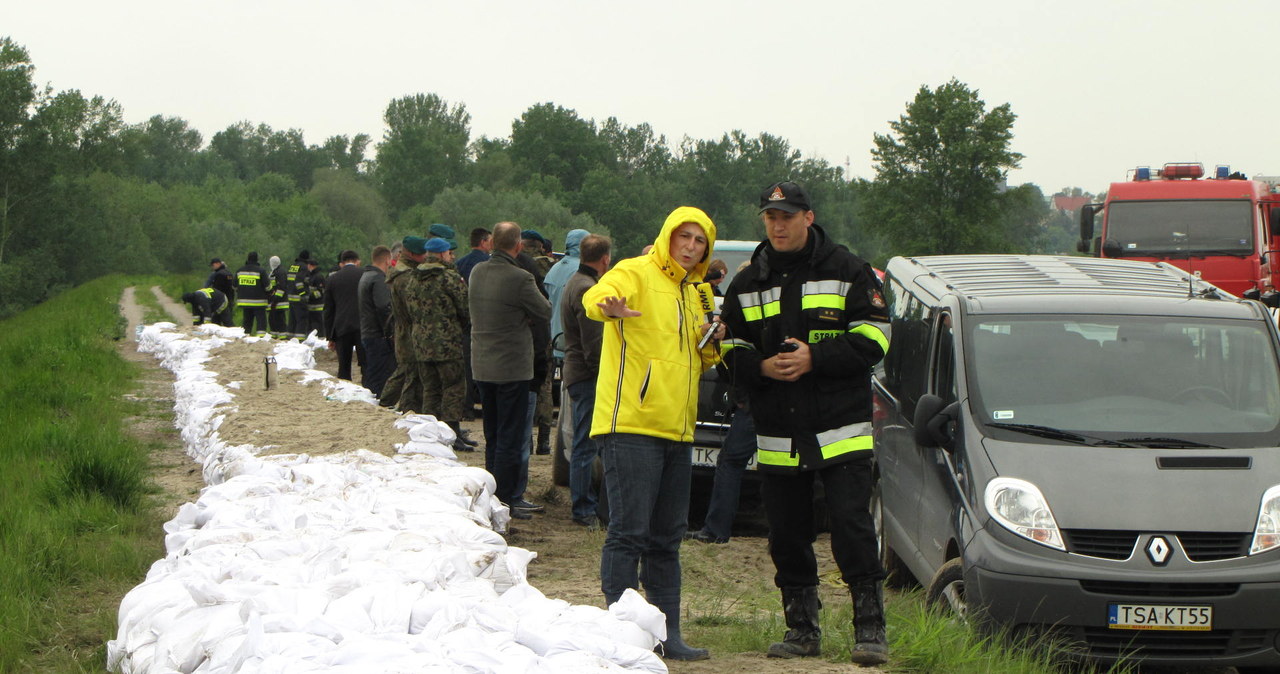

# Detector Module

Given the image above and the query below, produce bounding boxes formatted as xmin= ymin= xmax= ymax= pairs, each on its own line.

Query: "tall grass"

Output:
xmin=0 ymin=275 xmax=164 ymax=670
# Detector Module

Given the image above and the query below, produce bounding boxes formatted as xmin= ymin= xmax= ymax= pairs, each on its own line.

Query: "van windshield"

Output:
xmin=1105 ymin=200 xmax=1253 ymax=256
xmin=968 ymin=315 xmax=1280 ymax=446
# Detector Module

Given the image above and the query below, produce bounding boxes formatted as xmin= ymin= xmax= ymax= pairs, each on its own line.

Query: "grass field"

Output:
xmin=0 ymin=275 xmax=166 ymax=671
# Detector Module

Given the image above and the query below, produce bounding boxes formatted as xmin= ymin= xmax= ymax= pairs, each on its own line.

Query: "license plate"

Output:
xmin=1108 ymin=603 xmax=1213 ymax=631
xmin=691 ymin=446 xmax=719 ymax=468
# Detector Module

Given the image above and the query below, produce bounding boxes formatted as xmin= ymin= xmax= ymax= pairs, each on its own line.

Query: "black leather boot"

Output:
xmin=850 ymin=580 xmax=889 ymax=665
xmin=766 ymin=585 xmax=821 ymax=658
xmin=447 ymin=422 xmax=475 ymax=452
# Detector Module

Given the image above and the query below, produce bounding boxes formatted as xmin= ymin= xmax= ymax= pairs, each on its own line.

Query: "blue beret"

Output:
xmin=425 ymin=237 xmax=451 ymax=253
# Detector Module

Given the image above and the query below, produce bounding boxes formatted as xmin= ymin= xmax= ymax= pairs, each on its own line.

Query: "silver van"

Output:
xmin=873 ymin=254 xmax=1280 ymax=668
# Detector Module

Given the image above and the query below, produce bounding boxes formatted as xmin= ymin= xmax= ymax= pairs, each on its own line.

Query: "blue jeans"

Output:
xmin=599 ymin=433 xmax=692 ymax=606
xmin=516 ymin=390 xmax=536 ymax=499
xmin=701 ymin=407 xmax=756 ymax=540
xmin=567 ymin=379 xmax=601 ymax=521
xmin=477 ymin=380 xmax=530 ymax=505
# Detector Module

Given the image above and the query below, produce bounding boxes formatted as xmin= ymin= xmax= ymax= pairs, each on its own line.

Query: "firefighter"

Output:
xmin=235 ymin=252 xmax=271 ymax=336
xmin=267 ymin=255 xmax=289 ymax=338
xmin=719 ymin=181 xmax=890 ymax=664
xmin=286 ymin=250 xmax=310 ymax=339
xmin=181 ymin=287 xmax=233 ymax=327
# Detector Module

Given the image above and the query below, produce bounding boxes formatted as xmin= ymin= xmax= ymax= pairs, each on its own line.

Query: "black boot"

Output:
xmin=535 ymin=422 xmax=551 ymax=455
xmin=653 ymin=600 xmax=709 ymax=661
xmin=850 ymin=580 xmax=889 ymax=665
xmin=447 ymin=422 xmax=475 ymax=452
xmin=766 ymin=585 xmax=821 ymax=658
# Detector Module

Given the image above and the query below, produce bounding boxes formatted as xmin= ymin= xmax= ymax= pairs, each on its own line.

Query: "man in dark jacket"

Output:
xmin=206 ymin=258 xmax=236 ymax=307
xmin=182 ymin=287 xmax=232 ymax=327
xmin=304 ymin=258 xmax=326 ymax=337
xmin=235 ymin=252 xmax=271 ymax=336
xmin=267 ymin=255 xmax=289 ymax=338
xmin=454 ymin=227 xmax=492 ymax=282
xmin=469 ymin=222 xmax=552 ymax=519
xmin=358 ymin=245 xmax=395 ymax=398
xmin=286 ymin=250 xmax=310 ymax=338
xmin=560 ymin=234 xmax=611 ymax=529
xmin=719 ymin=181 xmax=890 ymax=664
xmin=323 ymin=250 xmax=366 ymax=381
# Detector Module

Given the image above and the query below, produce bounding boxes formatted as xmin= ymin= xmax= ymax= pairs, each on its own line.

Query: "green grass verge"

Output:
xmin=0 ymin=275 xmax=168 ymax=671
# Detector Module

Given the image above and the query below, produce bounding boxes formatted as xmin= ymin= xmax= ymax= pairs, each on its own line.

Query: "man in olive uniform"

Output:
xmin=388 ymin=236 xmax=475 ymax=454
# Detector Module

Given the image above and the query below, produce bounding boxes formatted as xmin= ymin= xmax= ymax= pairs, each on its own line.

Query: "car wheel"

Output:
xmin=551 ymin=395 xmax=572 ymax=487
xmin=871 ymin=481 xmax=916 ymax=588
xmin=925 ymin=557 xmax=967 ymax=621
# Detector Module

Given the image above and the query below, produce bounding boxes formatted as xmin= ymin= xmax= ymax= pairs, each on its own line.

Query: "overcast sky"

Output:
xmin=9 ymin=0 xmax=1279 ymax=196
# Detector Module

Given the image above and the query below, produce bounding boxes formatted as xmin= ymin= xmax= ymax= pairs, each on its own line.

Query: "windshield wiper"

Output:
xmin=985 ymin=423 xmax=1141 ymax=447
xmin=1118 ymin=436 xmax=1225 ymax=449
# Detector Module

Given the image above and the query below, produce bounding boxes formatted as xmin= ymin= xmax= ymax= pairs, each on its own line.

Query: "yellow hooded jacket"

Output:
xmin=584 ymin=206 xmax=721 ymax=442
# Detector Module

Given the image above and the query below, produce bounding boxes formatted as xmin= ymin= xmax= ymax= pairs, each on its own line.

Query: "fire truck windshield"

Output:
xmin=1105 ymin=200 xmax=1253 ymax=257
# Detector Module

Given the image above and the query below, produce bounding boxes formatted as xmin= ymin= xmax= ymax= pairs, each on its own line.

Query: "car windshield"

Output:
xmin=967 ymin=315 xmax=1280 ymax=446
xmin=1105 ymin=199 xmax=1253 ymax=256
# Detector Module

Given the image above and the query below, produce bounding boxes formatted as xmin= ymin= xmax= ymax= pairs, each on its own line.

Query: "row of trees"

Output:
xmin=0 ymin=35 xmax=1075 ymax=318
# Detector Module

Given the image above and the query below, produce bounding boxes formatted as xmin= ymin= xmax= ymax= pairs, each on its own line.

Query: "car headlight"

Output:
xmin=984 ymin=477 xmax=1065 ymax=551
xmin=1250 ymin=485 xmax=1280 ymax=555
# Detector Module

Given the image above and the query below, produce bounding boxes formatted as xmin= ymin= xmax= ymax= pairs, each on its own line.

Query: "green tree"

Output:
xmin=118 ymin=114 xmax=204 ymax=185
xmin=0 ymin=37 xmax=38 ymax=271
xmin=864 ymin=79 xmax=1023 ymax=255
xmin=376 ymin=93 xmax=471 ymax=215
xmin=509 ymin=103 xmax=613 ymax=195
xmin=308 ymin=168 xmax=388 ymax=245
xmin=428 ymin=185 xmax=598 ymax=250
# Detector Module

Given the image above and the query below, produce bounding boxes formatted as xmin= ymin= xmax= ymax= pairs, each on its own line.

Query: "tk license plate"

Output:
xmin=1108 ymin=603 xmax=1212 ymax=631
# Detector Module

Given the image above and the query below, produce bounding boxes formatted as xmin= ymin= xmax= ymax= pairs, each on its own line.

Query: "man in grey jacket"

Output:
xmin=469 ymin=221 xmax=552 ymax=519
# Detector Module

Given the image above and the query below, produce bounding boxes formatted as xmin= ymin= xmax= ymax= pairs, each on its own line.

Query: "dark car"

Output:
xmin=873 ymin=254 xmax=1280 ymax=668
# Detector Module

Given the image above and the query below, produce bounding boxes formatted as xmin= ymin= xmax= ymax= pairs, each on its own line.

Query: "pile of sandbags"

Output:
xmin=110 ymin=324 xmax=667 ymax=673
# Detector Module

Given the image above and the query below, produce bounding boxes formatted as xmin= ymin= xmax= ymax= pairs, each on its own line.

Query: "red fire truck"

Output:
xmin=1079 ymin=163 xmax=1280 ymax=301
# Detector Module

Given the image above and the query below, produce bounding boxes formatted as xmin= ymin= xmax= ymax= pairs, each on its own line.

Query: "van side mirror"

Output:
xmin=1079 ymin=204 xmax=1099 ymax=243
xmin=913 ymin=393 xmax=958 ymax=451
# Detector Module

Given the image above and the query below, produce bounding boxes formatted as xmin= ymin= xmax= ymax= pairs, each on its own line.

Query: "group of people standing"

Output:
xmin=183 ymin=178 xmax=891 ymax=666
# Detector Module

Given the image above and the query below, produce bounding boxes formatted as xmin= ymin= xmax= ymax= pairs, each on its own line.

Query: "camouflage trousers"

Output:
xmin=398 ymin=359 xmax=465 ymax=424
xmin=535 ymin=374 xmax=554 ymax=426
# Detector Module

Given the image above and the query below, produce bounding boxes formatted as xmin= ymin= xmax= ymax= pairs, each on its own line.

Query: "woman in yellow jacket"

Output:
xmin=584 ymin=206 xmax=724 ymax=661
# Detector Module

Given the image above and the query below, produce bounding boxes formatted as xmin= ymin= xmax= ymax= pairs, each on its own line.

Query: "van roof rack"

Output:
xmin=902 ymin=255 xmax=1230 ymax=301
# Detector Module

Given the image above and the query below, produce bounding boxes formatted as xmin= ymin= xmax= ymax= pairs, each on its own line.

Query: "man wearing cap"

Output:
xmin=206 ymin=258 xmax=236 ymax=308
xmin=389 ymin=236 xmax=475 ymax=454
xmin=469 ymin=222 xmax=552 ymax=519
xmin=718 ymin=181 xmax=890 ymax=664
xmin=324 ymin=250 xmax=367 ymax=381
xmin=235 ymin=252 xmax=271 ymax=337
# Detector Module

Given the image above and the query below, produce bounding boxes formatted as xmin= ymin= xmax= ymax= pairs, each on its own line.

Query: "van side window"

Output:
xmin=884 ymin=278 xmax=931 ymax=417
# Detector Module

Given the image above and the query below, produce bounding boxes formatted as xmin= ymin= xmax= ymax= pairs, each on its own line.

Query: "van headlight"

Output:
xmin=1250 ymin=485 xmax=1280 ymax=555
xmin=984 ymin=477 xmax=1065 ymax=551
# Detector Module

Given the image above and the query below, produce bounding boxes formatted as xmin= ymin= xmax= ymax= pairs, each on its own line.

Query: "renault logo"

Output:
xmin=1146 ymin=536 xmax=1171 ymax=566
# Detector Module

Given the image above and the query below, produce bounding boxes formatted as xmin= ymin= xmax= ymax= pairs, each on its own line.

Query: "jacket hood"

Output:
xmin=246 ymin=252 xmax=259 ymax=265
xmin=563 ymin=229 xmax=589 ymax=257
xmin=268 ymin=255 xmax=280 ymax=272
xmin=649 ymin=206 xmax=716 ymax=283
